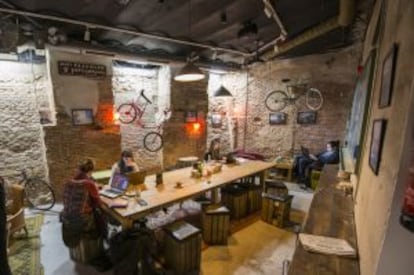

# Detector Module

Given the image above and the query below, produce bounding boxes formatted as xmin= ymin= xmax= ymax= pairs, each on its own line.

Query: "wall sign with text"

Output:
xmin=58 ymin=61 xmax=106 ymax=77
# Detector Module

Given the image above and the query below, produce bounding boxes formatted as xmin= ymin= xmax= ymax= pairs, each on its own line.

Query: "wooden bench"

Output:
xmin=288 ymin=165 xmax=359 ymax=275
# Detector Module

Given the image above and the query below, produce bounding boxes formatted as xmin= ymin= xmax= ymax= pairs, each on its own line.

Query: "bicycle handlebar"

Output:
xmin=140 ymin=89 xmax=152 ymax=104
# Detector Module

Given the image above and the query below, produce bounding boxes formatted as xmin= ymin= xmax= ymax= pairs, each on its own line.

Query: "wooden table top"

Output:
xmin=288 ymin=165 xmax=359 ymax=275
xmin=100 ymin=160 xmax=275 ymax=223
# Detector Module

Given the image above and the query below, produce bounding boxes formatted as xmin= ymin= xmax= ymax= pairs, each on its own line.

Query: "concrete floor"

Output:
xmin=34 ymin=182 xmax=312 ymax=275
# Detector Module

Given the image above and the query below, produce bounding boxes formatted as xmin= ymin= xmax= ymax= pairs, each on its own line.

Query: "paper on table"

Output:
xmin=299 ymin=233 xmax=357 ymax=257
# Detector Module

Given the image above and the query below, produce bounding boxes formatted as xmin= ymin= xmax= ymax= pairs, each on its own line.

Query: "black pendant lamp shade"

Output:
xmin=214 ymin=85 xmax=232 ymax=97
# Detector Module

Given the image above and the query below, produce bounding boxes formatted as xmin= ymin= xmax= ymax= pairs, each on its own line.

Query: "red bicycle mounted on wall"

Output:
xmin=117 ymin=89 xmax=172 ymax=152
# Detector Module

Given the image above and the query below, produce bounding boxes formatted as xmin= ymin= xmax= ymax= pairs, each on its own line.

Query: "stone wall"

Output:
xmin=112 ymin=65 xmax=163 ymax=171
xmin=0 ymin=61 xmax=49 ymax=184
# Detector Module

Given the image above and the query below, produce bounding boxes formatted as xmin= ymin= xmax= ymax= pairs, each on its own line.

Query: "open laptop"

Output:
xmin=100 ymin=173 xmax=129 ymax=199
xmin=126 ymin=171 xmax=147 ymax=186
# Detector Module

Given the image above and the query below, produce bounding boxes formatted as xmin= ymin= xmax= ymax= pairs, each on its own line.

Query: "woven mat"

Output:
xmin=8 ymin=214 xmax=44 ymax=275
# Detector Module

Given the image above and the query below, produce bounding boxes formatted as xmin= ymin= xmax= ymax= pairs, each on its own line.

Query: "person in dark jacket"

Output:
xmin=204 ymin=138 xmax=221 ymax=161
xmin=295 ymin=141 xmax=340 ymax=186
xmin=111 ymin=149 xmax=139 ymax=175
xmin=61 ymin=159 xmax=107 ymax=256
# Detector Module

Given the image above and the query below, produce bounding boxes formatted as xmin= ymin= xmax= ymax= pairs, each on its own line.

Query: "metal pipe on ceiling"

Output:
xmin=260 ymin=0 xmax=356 ymax=61
xmin=0 ymin=7 xmax=250 ymax=57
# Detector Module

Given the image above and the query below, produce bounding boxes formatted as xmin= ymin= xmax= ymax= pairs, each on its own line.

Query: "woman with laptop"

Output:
xmin=112 ymin=149 xmax=139 ymax=175
xmin=61 ymin=158 xmax=109 ymax=267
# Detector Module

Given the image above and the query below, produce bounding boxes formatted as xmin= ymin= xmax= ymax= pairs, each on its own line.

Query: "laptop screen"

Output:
xmin=126 ymin=171 xmax=146 ymax=185
xmin=110 ymin=173 xmax=129 ymax=191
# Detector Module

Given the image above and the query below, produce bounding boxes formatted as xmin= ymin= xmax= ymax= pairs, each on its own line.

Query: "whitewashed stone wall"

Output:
xmin=0 ymin=61 xmax=50 ymax=183
xmin=112 ymin=65 xmax=169 ymax=171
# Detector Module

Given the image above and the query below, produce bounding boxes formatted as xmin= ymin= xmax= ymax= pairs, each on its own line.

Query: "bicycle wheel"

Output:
xmin=305 ymin=88 xmax=323 ymax=110
xmin=265 ymin=90 xmax=288 ymax=112
xmin=143 ymin=132 xmax=163 ymax=152
xmin=25 ymin=178 xmax=55 ymax=210
xmin=117 ymin=103 xmax=139 ymax=124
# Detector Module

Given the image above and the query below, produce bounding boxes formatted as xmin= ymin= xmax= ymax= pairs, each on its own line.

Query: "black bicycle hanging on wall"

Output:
xmin=117 ymin=89 xmax=172 ymax=152
xmin=265 ymin=78 xmax=324 ymax=112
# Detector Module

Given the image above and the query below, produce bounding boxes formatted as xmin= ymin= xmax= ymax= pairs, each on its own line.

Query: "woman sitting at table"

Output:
xmin=112 ymin=149 xmax=139 ymax=175
xmin=204 ymin=138 xmax=221 ymax=161
xmin=61 ymin=159 xmax=108 ymax=265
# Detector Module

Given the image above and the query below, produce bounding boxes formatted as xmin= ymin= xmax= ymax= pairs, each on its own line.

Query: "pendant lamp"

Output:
xmin=214 ymin=85 xmax=232 ymax=97
xmin=174 ymin=62 xmax=205 ymax=82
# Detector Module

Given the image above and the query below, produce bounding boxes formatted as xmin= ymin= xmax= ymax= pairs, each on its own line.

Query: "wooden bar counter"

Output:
xmin=288 ymin=165 xmax=359 ymax=275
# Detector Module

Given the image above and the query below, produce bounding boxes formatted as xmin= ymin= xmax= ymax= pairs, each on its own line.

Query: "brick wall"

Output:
xmin=163 ymin=75 xmax=209 ymax=168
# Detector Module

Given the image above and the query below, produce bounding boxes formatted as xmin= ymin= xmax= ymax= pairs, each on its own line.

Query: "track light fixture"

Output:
xmin=83 ymin=27 xmax=91 ymax=42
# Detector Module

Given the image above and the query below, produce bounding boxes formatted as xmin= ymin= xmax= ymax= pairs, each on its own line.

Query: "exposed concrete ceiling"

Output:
xmin=0 ymin=0 xmax=372 ymax=69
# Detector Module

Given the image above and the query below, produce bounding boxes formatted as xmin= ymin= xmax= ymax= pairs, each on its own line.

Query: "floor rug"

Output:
xmin=8 ymin=214 xmax=44 ymax=275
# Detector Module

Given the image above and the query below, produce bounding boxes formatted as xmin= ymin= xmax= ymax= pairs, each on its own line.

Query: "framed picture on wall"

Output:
xmin=269 ymin=112 xmax=287 ymax=125
xmin=72 ymin=108 xmax=94 ymax=125
xmin=297 ymin=111 xmax=317 ymax=125
xmin=369 ymin=119 xmax=387 ymax=175
xmin=379 ymin=44 xmax=398 ymax=108
xmin=184 ymin=110 xmax=198 ymax=123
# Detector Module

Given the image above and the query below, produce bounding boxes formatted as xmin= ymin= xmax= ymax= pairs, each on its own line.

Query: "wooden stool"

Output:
xmin=261 ymin=193 xmax=293 ymax=228
xmin=238 ymin=182 xmax=262 ymax=213
xmin=221 ymin=184 xmax=248 ymax=220
xmin=176 ymin=156 xmax=199 ymax=169
xmin=164 ymin=221 xmax=201 ymax=275
xmin=202 ymin=205 xmax=230 ymax=245
xmin=264 ymin=180 xmax=289 ymax=197
xmin=69 ymin=236 xmax=103 ymax=264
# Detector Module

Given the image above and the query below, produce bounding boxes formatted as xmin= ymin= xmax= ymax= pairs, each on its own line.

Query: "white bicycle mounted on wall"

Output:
xmin=265 ymin=79 xmax=324 ymax=112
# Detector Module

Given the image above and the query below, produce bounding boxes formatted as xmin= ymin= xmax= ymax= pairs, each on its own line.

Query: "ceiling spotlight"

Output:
xmin=84 ymin=27 xmax=91 ymax=42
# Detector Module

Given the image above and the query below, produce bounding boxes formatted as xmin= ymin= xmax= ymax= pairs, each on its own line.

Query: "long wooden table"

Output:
xmin=288 ymin=165 xmax=359 ymax=275
xmin=100 ymin=160 xmax=275 ymax=229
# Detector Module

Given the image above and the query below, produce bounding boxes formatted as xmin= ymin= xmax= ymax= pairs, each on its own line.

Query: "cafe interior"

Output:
xmin=1 ymin=0 xmax=413 ymax=274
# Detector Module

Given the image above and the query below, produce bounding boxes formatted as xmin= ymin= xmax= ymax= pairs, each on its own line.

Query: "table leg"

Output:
xmin=287 ymin=168 xmax=293 ymax=182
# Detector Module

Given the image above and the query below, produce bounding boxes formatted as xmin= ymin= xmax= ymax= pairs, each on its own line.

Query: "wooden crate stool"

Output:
xmin=164 ymin=221 xmax=201 ymax=275
xmin=238 ymin=182 xmax=262 ymax=213
xmin=264 ymin=180 xmax=289 ymax=197
xmin=202 ymin=205 xmax=230 ymax=245
xmin=261 ymin=193 xmax=293 ymax=228
xmin=69 ymin=236 xmax=103 ymax=264
xmin=221 ymin=184 xmax=248 ymax=220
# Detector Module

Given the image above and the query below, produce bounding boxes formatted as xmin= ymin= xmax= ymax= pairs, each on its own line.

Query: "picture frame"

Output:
xmin=72 ymin=108 xmax=94 ymax=125
xmin=269 ymin=112 xmax=287 ymax=125
xmin=297 ymin=111 xmax=317 ymax=125
xmin=184 ymin=110 xmax=198 ymax=123
xmin=211 ymin=113 xmax=222 ymax=128
xmin=379 ymin=44 xmax=398 ymax=108
xmin=369 ymin=119 xmax=387 ymax=175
